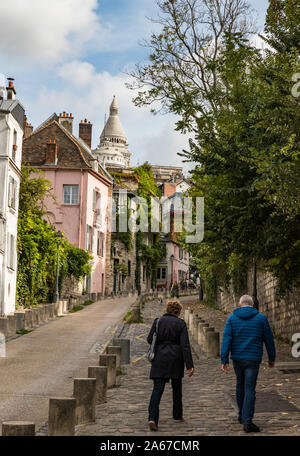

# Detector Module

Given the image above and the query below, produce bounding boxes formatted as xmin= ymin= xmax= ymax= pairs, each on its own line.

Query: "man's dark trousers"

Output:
xmin=233 ymin=360 xmax=260 ymax=424
xmin=148 ymin=378 xmax=182 ymax=425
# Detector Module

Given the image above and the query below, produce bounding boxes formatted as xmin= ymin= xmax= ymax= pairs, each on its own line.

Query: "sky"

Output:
xmin=0 ymin=0 xmax=269 ymax=174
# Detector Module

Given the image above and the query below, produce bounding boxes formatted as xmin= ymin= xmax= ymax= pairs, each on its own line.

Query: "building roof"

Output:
xmin=0 ymin=98 xmax=25 ymax=130
xmin=22 ymin=119 xmax=113 ymax=183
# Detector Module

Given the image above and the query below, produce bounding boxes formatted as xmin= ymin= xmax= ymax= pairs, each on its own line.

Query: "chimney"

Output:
xmin=58 ymin=112 xmax=73 ymax=134
xmin=23 ymin=115 xmax=34 ymax=138
xmin=79 ymin=118 xmax=92 ymax=148
xmin=45 ymin=140 xmax=58 ymax=164
xmin=6 ymin=77 xmax=16 ymax=100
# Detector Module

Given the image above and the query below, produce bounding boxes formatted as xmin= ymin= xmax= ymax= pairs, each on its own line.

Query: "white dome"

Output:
xmin=100 ymin=95 xmax=127 ymax=141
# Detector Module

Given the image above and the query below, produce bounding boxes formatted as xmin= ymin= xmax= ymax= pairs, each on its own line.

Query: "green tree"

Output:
xmin=128 ymin=0 xmax=300 ymax=299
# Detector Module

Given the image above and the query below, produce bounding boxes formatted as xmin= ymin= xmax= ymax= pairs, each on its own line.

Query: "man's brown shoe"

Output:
xmin=148 ymin=420 xmax=158 ymax=431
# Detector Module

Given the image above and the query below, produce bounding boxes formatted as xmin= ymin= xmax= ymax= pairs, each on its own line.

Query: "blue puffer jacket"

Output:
xmin=220 ymin=306 xmax=276 ymax=364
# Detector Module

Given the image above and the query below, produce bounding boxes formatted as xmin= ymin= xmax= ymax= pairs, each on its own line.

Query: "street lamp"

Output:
xmin=53 ymin=230 xmax=63 ymax=303
xmin=137 ymin=249 xmax=142 ymax=296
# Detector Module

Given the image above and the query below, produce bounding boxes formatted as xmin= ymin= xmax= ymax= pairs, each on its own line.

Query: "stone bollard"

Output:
xmin=113 ymin=338 xmax=130 ymax=365
xmin=31 ymin=308 xmax=40 ymax=326
xmin=43 ymin=304 xmax=50 ymax=321
xmin=206 ymin=331 xmax=220 ymax=358
xmin=48 ymin=303 xmax=54 ymax=319
xmin=131 ymin=300 xmax=141 ymax=322
xmin=203 ymin=327 xmax=215 ymax=353
xmin=184 ymin=308 xmax=190 ymax=325
xmin=14 ymin=312 xmax=25 ymax=331
xmin=62 ymin=300 xmax=68 ymax=313
xmin=97 ymin=292 xmax=102 ymax=300
xmin=38 ymin=305 xmax=45 ymax=322
xmin=0 ymin=317 xmax=8 ymax=337
xmin=48 ymin=397 xmax=76 ymax=436
xmin=88 ymin=366 xmax=107 ymax=404
xmin=57 ymin=301 xmax=63 ymax=316
xmin=106 ymin=346 xmax=121 ymax=373
xmin=2 ymin=421 xmax=35 ymax=436
xmin=99 ymin=354 xmax=116 ymax=388
xmin=188 ymin=310 xmax=194 ymax=331
xmin=24 ymin=309 xmax=33 ymax=329
xmin=73 ymin=378 xmax=96 ymax=424
xmin=198 ymin=322 xmax=209 ymax=347
xmin=91 ymin=293 xmax=97 ymax=302
xmin=192 ymin=317 xmax=202 ymax=339
xmin=7 ymin=314 xmax=16 ymax=336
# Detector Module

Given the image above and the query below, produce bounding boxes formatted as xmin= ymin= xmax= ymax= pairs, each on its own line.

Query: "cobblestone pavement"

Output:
xmin=77 ymin=297 xmax=300 ymax=436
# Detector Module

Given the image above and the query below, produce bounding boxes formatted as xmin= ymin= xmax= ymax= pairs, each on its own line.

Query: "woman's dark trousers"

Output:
xmin=148 ymin=378 xmax=182 ymax=425
xmin=233 ymin=360 xmax=260 ymax=424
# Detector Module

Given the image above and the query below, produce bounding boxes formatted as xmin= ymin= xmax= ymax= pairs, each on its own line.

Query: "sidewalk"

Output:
xmin=0 ymin=296 xmax=134 ymax=434
xmin=77 ymin=297 xmax=300 ymax=436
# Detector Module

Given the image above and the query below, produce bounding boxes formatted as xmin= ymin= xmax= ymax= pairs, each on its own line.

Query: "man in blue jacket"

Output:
xmin=221 ymin=294 xmax=276 ymax=433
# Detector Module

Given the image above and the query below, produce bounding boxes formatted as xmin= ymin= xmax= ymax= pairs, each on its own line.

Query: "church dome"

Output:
xmin=93 ymin=95 xmax=131 ymax=169
xmin=100 ymin=96 xmax=127 ymax=142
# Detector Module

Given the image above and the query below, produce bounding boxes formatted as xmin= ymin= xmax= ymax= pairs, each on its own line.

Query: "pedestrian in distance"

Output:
xmin=147 ymin=298 xmax=194 ymax=431
xmin=220 ymin=294 xmax=276 ymax=433
xmin=170 ymin=281 xmax=179 ymax=298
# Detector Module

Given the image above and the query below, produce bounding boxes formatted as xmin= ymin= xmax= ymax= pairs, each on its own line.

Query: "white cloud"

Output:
xmin=0 ymin=0 xmax=105 ymax=65
xmin=26 ymin=60 xmax=192 ymax=174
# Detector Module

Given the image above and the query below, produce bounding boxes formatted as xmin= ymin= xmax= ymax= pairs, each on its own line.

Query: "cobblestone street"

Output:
xmin=77 ymin=297 xmax=300 ymax=436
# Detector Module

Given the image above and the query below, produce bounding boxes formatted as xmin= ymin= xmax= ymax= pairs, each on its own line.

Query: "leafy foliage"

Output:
xmin=129 ymin=0 xmax=300 ymax=299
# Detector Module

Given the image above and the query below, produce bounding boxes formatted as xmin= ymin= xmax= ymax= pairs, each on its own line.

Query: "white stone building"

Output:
xmin=93 ymin=96 xmax=131 ymax=169
xmin=0 ymin=77 xmax=24 ymax=315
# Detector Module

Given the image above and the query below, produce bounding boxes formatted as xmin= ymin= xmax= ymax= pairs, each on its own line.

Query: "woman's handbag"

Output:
xmin=147 ymin=318 xmax=160 ymax=362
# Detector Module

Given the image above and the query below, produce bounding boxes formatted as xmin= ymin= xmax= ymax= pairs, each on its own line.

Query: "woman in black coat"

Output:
xmin=147 ymin=298 xmax=194 ymax=431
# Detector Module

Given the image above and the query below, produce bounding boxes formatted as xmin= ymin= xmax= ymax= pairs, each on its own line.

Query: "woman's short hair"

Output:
xmin=166 ymin=298 xmax=182 ymax=316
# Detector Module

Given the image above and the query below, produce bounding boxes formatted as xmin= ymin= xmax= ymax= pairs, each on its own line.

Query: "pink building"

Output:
xmin=22 ymin=113 xmax=113 ymax=295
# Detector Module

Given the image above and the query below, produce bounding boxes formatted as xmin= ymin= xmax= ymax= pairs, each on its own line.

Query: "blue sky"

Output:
xmin=0 ymin=0 xmax=269 ymax=172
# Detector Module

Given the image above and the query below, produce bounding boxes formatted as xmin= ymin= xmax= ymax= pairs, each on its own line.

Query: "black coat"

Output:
xmin=147 ymin=313 xmax=194 ymax=379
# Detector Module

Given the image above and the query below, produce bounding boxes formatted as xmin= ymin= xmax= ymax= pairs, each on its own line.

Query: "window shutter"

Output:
xmin=86 ymin=225 xmax=89 ymax=250
xmin=93 ymin=190 xmax=97 ymax=211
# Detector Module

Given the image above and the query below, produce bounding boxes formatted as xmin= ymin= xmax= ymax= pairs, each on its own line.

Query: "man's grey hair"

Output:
xmin=239 ymin=294 xmax=254 ymax=306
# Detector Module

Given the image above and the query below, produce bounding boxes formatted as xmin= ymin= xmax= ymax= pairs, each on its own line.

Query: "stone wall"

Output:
xmin=60 ymin=275 xmax=83 ymax=298
xmin=217 ymin=268 xmax=300 ymax=341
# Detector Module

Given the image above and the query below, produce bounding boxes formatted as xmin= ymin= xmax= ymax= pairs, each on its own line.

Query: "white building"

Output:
xmin=93 ymin=96 xmax=131 ymax=169
xmin=0 ymin=77 xmax=24 ymax=315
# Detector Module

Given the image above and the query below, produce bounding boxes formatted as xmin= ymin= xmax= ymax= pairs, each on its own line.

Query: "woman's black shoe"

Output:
xmin=243 ymin=423 xmax=260 ymax=433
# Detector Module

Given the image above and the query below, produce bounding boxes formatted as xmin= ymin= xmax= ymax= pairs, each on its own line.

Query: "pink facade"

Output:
xmin=40 ymin=168 xmax=110 ymax=294
xmin=157 ymin=240 xmax=189 ymax=291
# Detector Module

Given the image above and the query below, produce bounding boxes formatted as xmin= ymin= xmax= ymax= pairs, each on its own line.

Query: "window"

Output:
xmin=143 ymin=265 xmax=146 ymax=283
xmin=91 ymin=227 xmax=95 ymax=252
xmin=8 ymin=176 xmax=17 ymax=210
xmin=157 ymin=267 xmax=167 ymax=280
xmin=0 ymin=218 xmax=5 ymax=252
xmin=63 ymin=185 xmax=79 ymax=205
xmin=97 ymin=231 xmax=101 ymax=256
xmin=101 ymin=233 xmax=105 ymax=256
xmin=12 ymin=130 xmax=17 ymax=162
xmin=7 ymin=234 xmax=15 ymax=269
xmin=179 ymin=248 xmax=183 ymax=260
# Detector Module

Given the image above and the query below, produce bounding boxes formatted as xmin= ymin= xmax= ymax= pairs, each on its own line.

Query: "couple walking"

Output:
xmin=147 ymin=294 xmax=276 ymax=433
